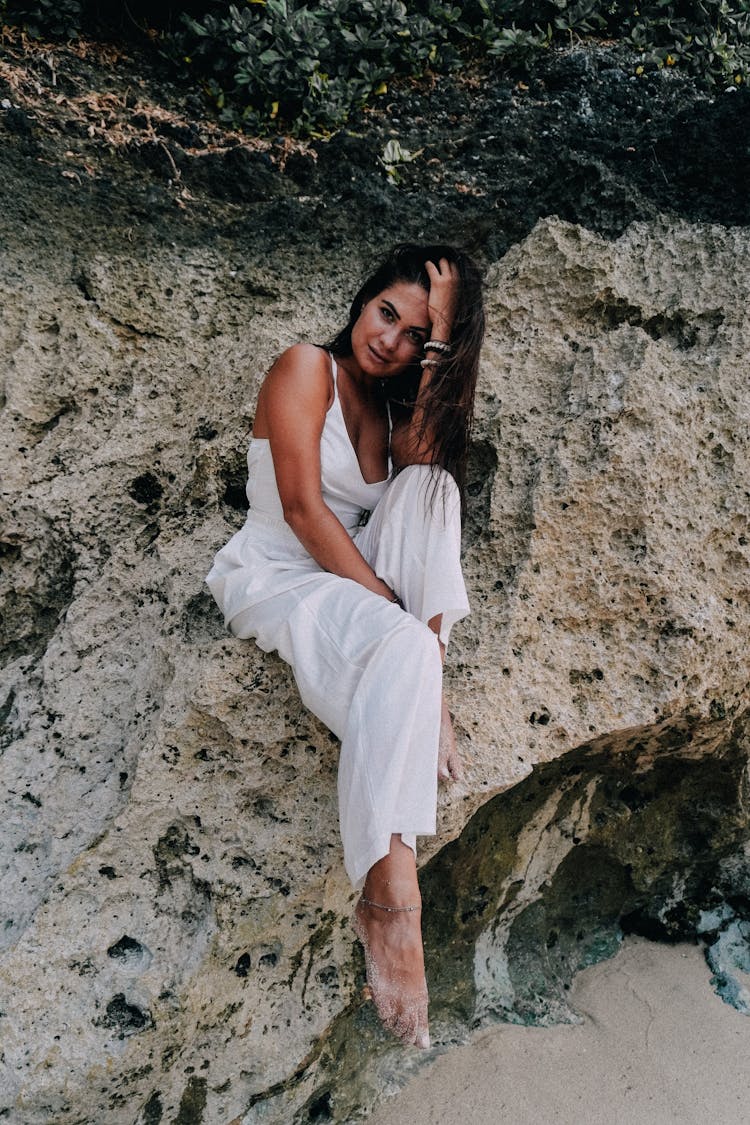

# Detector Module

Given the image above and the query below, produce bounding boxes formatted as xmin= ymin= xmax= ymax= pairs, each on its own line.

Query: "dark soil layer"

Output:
xmin=1 ymin=35 xmax=748 ymax=262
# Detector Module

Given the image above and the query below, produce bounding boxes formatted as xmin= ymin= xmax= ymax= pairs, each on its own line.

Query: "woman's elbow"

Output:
xmin=281 ymin=497 xmax=321 ymax=533
xmin=390 ymin=425 xmax=438 ymax=468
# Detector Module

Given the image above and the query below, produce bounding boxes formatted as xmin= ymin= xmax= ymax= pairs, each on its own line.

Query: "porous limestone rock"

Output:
xmin=0 ymin=214 xmax=748 ymax=1123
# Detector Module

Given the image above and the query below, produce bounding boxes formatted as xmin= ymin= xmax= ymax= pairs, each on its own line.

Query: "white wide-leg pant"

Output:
xmin=222 ymin=466 xmax=469 ymax=888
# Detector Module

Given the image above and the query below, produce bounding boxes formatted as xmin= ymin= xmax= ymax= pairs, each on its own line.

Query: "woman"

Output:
xmin=206 ymin=243 xmax=485 ymax=1049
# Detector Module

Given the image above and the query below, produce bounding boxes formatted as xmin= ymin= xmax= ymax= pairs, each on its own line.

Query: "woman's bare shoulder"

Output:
xmin=271 ymin=342 xmax=329 ymax=374
xmin=263 ymin=343 xmax=332 ymax=394
xmin=255 ymin=344 xmax=333 ymax=434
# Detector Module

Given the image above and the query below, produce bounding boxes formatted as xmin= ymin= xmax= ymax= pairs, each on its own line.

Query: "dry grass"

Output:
xmin=0 ymin=23 xmax=310 ymax=183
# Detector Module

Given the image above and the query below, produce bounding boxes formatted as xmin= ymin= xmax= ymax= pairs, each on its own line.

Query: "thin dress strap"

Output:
xmin=329 ymin=349 xmax=391 ymax=468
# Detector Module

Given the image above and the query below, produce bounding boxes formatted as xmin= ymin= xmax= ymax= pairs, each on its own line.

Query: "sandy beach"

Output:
xmin=369 ymin=938 xmax=750 ymax=1125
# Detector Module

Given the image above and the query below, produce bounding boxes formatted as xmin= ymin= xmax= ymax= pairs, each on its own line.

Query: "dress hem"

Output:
xmin=347 ymin=824 xmax=437 ymax=890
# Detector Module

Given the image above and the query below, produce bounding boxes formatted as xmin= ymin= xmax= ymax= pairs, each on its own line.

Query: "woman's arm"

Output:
xmin=254 ymin=344 xmax=397 ymax=601
xmin=390 ymin=258 xmax=459 ymax=466
xmin=390 ymin=363 xmax=445 ymax=467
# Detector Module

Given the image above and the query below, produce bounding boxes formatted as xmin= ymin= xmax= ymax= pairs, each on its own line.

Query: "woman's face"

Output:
xmin=350 ymin=281 xmax=429 ymax=379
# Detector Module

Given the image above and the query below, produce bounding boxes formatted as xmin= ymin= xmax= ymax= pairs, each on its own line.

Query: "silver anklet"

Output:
xmin=361 ymin=895 xmax=420 ymax=913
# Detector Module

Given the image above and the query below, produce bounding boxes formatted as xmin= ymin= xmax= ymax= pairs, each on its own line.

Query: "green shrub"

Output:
xmin=3 ymin=0 xmax=749 ymax=136
xmin=175 ymin=0 xmax=750 ymax=135
xmin=2 ymin=0 xmax=85 ymax=39
xmin=1 ymin=1 xmax=217 ymax=40
xmin=176 ymin=0 xmax=461 ymax=134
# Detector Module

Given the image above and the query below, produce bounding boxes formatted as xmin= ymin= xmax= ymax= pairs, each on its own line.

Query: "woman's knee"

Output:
xmin=390 ymin=465 xmax=459 ymax=523
xmin=401 ymin=616 xmax=443 ymax=674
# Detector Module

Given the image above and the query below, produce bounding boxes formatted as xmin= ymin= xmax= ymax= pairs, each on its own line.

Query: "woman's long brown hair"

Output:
xmin=326 ymin=243 xmax=485 ymax=513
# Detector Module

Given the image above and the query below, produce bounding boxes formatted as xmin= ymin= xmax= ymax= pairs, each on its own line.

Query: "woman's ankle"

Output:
xmin=363 ymin=835 xmax=420 ymax=907
xmin=362 ymin=873 xmax=421 ymax=907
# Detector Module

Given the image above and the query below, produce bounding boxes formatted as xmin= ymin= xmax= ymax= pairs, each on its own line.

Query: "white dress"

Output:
xmin=205 ymin=354 xmax=470 ymax=888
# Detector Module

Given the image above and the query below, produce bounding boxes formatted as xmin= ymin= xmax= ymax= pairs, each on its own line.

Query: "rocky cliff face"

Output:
xmin=1 ymin=37 xmax=749 ymax=1125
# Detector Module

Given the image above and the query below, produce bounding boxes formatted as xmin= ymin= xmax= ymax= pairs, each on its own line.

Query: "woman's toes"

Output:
xmin=378 ymin=999 xmax=416 ymax=1047
xmin=393 ymin=1007 xmax=419 ymax=1045
xmin=438 ymin=696 xmax=458 ymax=782
xmin=447 ymin=747 xmax=464 ymax=780
xmin=394 ymin=1015 xmax=414 ymax=1044
xmin=414 ymin=995 xmax=430 ymax=1048
xmin=437 ymin=739 xmax=451 ymax=781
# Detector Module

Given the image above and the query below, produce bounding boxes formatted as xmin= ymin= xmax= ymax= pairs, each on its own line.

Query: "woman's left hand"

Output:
xmin=425 ymin=257 xmax=460 ymax=342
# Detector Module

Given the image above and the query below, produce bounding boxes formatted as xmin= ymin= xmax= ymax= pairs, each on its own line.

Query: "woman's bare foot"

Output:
xmin=437 ymin=695 xmax=463 ymax=782
xmin=354 ymin=836 xmax=430 ymax=1048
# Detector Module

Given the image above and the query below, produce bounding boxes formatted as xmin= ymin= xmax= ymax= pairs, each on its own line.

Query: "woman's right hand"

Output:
xmin=425 ymin=257 xmax=460 ymax=342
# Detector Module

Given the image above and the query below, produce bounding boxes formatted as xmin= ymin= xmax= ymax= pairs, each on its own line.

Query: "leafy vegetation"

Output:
xmin=0 ymin=1 xmax=209 ymax=39
xmin=2 ymin=0 xmax=84 ymax=39
xmin=3 ymin=0 xmax=749 ymax=136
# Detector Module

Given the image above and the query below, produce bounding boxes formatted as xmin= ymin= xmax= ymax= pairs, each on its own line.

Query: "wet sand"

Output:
xmin=369 ymin=937 xmax=750 ymax=1125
